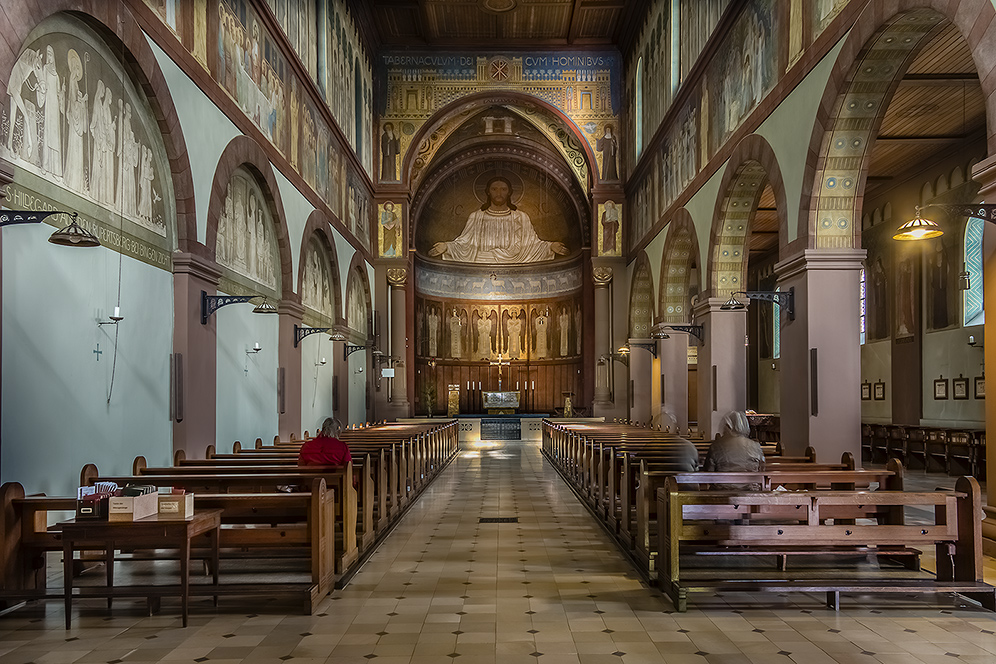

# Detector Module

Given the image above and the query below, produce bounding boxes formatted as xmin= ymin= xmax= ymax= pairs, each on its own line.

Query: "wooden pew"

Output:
xmin=657 ymin=475 xmax=995 ymax=612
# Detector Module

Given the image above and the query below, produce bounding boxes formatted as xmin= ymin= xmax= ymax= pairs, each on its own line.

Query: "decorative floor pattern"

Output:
xmin=1 ymin=439 xmax=995 ymax=663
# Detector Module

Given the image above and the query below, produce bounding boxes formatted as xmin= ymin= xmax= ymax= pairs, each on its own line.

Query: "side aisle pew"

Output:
xmin=657 ymin=475 xmax=995 ymax=612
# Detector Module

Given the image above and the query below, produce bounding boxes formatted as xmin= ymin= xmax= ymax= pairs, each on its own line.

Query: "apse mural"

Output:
xmin=416 ymin=161 xmax=581 ymax=263
xmin=0 ymin=14 xmax=174 ymax=268
xmin=302 ymin=238 xmax=336 ymax=327
xmin=215 ymin=168 xmax=279 ymax=294
xmin=379 ymin=201 xmax=402 ymax=257
xmin=597 ymin=201 xmax=622 ymax=256
xmin=378 ymin=50 xmax=621 ymax=182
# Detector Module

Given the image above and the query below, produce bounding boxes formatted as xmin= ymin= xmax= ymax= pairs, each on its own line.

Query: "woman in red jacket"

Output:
xmin=298 ymin=418 xmax=351 ymax=466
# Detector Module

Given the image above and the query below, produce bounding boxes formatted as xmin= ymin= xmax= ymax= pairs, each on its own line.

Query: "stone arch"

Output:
xmin=800 ymin=1 xmax=996 ymax=249
xmin=401 ymin=90 xmax=598 ymax=192
xmin=628 ymin=251 xmax=655 ymax=339
xmin=205 ymin=136 xmax=294 ymax=298
xmin=659 ymin=209 xmax=702 ymax=324
xmin=343 ymin=252 xmax=372 ymax=337
xmin=707 ymin=134 xmax=789 ymax=299
xmin=0 ymin=1 xmax=196 ymax=249
xmin=297 ymin=209 xmax=343 ymax=324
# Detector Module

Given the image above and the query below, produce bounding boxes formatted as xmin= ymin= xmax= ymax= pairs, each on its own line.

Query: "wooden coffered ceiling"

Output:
xmin=352 ymin=0 xmax=648 ymax=49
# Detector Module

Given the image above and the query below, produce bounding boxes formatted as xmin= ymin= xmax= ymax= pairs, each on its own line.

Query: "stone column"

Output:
xmin=629 ymin=338 xmax=654 ymax=425
xmin=278 ymin=299 xmax=305 ymax=440
xmin=172 ymin=251 xmax=222 ymax=459
xmin=658 ymin=332 xmax=690 ymax=433
xmin=971 ymin=155 xmax=996 ymax=553
xmin=776 ymin=249 xmax=865 ymax=461
xmin=693 ymin=297 xmax=747 ymax=439
xmin=593 ymin=267 xmax=613 ymax=409
xmin=388 ymin=267 xmax=410 ymax=416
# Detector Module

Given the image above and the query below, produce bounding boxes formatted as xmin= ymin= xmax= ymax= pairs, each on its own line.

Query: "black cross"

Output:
xmin=93 ymin=343 xmax=102 ymax=361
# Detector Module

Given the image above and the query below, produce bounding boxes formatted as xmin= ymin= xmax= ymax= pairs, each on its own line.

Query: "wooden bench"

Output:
xmin=657 ymin=475 xmax=995 ymax=612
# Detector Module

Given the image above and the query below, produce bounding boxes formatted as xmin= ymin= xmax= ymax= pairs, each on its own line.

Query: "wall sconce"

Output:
xmin=627 ymin=340 xmax=658 ymax=358
xmin=0 ymin=206 xmax=101 ymax=247
xmin=600 ymin=345 xmax=630 ymax=366
xmin=654 ymin=323 xmax=704 ymax=343
xmin=98 ymin=306 xmax=125 ymax=326
xmin=246 ymin=342 xmax=262 ymax=355
xmin=316 ymin=357 xmax=327 ymax=366
xmin=294 ymin=324 xmax=335 ymax=348
xmin=969 ymin=335 xmax=984 ymax=349
xmin=201 ymin=290 xmax=278 ymax=324
xmin=720 ymin=287 xmax=795 ymax=321
xmin=892 ymin=203 xmax=996 ymax=242
xmin=328 ymin=326 xmax=372 ymax=360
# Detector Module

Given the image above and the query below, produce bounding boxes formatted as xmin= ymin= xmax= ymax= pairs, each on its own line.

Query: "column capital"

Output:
xmin=593 ymin=266 xmax=613 ymax=286
xmin=278 ymin=299 xmax=306 ymax=318
xmin=972 ymin=154 xmax=996 ymax=197
xmin=776 ymin=248 xmax=867 ymax=280
xmin=172 ymin=252 xmax=222 ymax=284
xmin=387 ymin=267 xmax=408 ymax=287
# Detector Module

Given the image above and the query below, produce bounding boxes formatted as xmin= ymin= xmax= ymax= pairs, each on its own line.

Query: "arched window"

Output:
xmin=964 ymin=216 xmax=984 ymax=327
xmin=635 ymin=57 xmax=644 ymax=159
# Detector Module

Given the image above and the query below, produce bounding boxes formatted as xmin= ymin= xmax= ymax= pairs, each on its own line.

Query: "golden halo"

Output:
xmin=473 ymin=170 xmax=525 ymax=206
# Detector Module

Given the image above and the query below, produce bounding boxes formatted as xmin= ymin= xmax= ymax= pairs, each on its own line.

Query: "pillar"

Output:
xmin=593 ymin=267 xmax=613 ymax=409
xmin=693 ymin=297 xmax=747 ymax=439
xmin=387 ymin=267 xmax=409 ymax=417
xmin=658 ymin=333 xmax=689 ymax=433
xmin=629 ymin=338 xmax=653 ymax=425
xmin=776 ymin=249 xmax=865 ymax=461
xmin=171 ymin=252 xmax=222 ymax=459
xmin=278 ymin=299 xmax=305 ymax=440
xmin=971 ymin=155 xmax=996 ymax=553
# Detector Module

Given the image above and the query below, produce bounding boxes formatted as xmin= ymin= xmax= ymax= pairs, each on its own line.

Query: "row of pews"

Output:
xmin=542 ymin=419 xmax=995 ymax=612
xmin=0 ymin=420 xmax=458 ymax=616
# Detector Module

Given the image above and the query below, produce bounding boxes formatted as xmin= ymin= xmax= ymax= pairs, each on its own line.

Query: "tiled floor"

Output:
xmin=2 ymin=439 xmax=996 ymax=663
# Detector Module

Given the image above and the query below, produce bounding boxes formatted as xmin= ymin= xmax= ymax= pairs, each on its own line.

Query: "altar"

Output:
xmin=483 ymin=391 xmax=519 ymax=414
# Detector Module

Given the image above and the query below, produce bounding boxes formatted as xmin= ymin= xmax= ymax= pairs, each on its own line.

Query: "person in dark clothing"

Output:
xmin=298 ymin=417 xmax=351 ymax=466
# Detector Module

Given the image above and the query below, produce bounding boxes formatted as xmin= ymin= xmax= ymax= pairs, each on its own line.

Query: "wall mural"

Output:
xmin=345 ymin=270 xmax=368 ymax=337
xmin=0 ymin=14 xmax=174 ymax=269
xmin=215 ymin=167 xmax=279 ymax=295
xmin=378 ymin=201 xmax=402 ymax=257
xmin=416 ymin=297 xmax=583 ymax=362
xmin=378 ymin=50 xmax=621 ymax=183
xmin=302 ymin=237 xmax=336 ymax=327
xmin=813 ymin=0 xmax=852 ymax=37
xmin=416 ymin=259 xmax=583 ymax=301
xmin=347 ymin=174 xmax=370 ymax=252
xmin=416 ymin=161 xmax=581 ymax=262
xmin=143 ymin=0 xmax=180 ymax=33
xmin=597 ymin=201 xmax=622 ymax=256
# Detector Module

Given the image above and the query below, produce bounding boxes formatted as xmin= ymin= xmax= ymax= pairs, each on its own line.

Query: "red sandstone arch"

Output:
xmin=297 ymin=209 xmax=343 ymax=324
xmin=800 ymin=1 xmax=996 ymax=249
xmin=205 ymin=135 xmax=294 ymax=299
xmin=0 ymin=2 xmax=197 ymax=250
xmin=706 ymin=134 xmax=789 ymax=299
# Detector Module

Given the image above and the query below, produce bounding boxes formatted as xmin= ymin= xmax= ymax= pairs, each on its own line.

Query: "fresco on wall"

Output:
xmin=302 ymin=238 xmax=336 ymax=326
xmin=597 ymin=201 xmax=621 ymax=256
xmin=706 ymin=0 xmax=780 ymax=156
xmin=216 ymin=0 xmax=288 ymax=155
xmin=378 ymin=50 xmax=621 ymax=182
xmin=348 ymin=176 xmax=370 ymax=252
xmin=862 ymin=224 xmax=891 ymax=341
xmin=379 ymin=201 xmax=403 ymax=257
xmin=417 ymin=161 xmax=581 ymax=263
xmin=143 ymin=0 xmax=180 ymax=33
xmin=0 ymin=15 xmax=174 ymax=269
xmin=215 ymin=168 xmax=279 ymax=294
xmin=812 ymin=0 xmax=851 ymax=37
xmin=345 ymin=271 xmax=368 ymax=336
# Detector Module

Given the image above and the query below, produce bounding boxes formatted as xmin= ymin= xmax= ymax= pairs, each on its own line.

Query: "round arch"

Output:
xmin=0 ymin=1 xmax=197 ymax=249
xmin=707 ymin=134 xmax=789 ymax=299
xmin=343 ymin=252 xmax=372 ymax=336
xmin=659 ymin=209 xmax=702 ymax=324
xmin=401 ymin=90 xmax=599 ymax=192
xmin=205 ymin=135 xmax=294 ymax=298
xmin=800 ymin=1 xmax=996 ymax=249
xmin=628 ymin=251 xmax=655 ymax=339
xmin=297 ymin=209 xmax=343 ymax=324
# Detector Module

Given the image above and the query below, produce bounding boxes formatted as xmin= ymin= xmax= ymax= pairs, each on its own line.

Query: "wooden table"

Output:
xmin=60 ymin=509 xmax=221 ymax=628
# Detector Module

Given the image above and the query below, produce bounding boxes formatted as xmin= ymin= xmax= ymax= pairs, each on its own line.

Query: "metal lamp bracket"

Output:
xmin=294 ymin=325 xmax=334 ymax=348
xmin=201 ymin=291 xmax=258 ymax=325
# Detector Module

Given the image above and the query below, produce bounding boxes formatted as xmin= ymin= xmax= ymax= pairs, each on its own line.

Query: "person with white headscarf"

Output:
xmin=703 ymin=411 xmax=765 ymax=488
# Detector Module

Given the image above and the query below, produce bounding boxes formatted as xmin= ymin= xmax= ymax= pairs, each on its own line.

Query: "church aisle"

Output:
xmin=2 ymin=438 xmax=996 ymax=663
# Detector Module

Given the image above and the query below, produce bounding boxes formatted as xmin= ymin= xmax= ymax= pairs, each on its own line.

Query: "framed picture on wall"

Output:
xmin=976 ymin=376 xmax=986 ymax=399
xmin=953 ymin=377 xmax=969 ymax=400
xmin=873 ymin=381 xmax=886 ymax=401
xmin=861 ymin=382 xmax=871 ymax=401
xmin=934 ymin=378 xmax=949 ymax=400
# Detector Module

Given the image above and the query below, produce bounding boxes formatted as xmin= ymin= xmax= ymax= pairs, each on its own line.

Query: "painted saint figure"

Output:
xmin=429 ymin=177 xmax=568 ymax=264
xmin=427 ymin=306 xmax=440 ymax=357
xmin=534 ymin=309 xmax=549 ymax=359
xmin=507 ymin=310 xmax=523 ymax=359
xmin=477 ymin=313 xmax=492 ymax=359
xmin=381 ymin=122 xmax=399 ymax=181
xmin=596 ymin=124 xmax=618 ymax=180
xmin=449 ymin=309 xmax=462 ymax=359
xmin=559 ymin=307 xmax=570 ymax=357
xmin=63 ymin=49 xmax=88 ymax=192
xmin=601 ymin=200 xmax=620 ymax=255
xmin=380 ymin=201 xmax=400 ymax=256
xmin=40 ymin=45 xmax=64 ymax=179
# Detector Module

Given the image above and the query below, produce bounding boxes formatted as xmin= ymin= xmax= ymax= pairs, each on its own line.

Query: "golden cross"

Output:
xmin=489 ymin=352 xmax=511 ymax=391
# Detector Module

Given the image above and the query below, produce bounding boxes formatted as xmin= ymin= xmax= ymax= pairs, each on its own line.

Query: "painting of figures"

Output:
xmin=302 ymin=238 xmax=336 ymax=324
xmin=215 ymin=169 xmax=279 ymax=292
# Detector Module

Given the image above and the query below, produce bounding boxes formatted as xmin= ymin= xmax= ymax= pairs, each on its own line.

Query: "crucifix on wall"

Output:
xmin=489 ymin=352 xmax=511 ymax=392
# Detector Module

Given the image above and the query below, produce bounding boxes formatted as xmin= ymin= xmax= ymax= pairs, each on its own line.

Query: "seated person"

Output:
xmin=298 ymin=417 xmax=351 ymax=466
xmin=661 ymin=408 xmax=700 ymax=472
xmin=703 ymin=410 xmax=765 ymax=489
